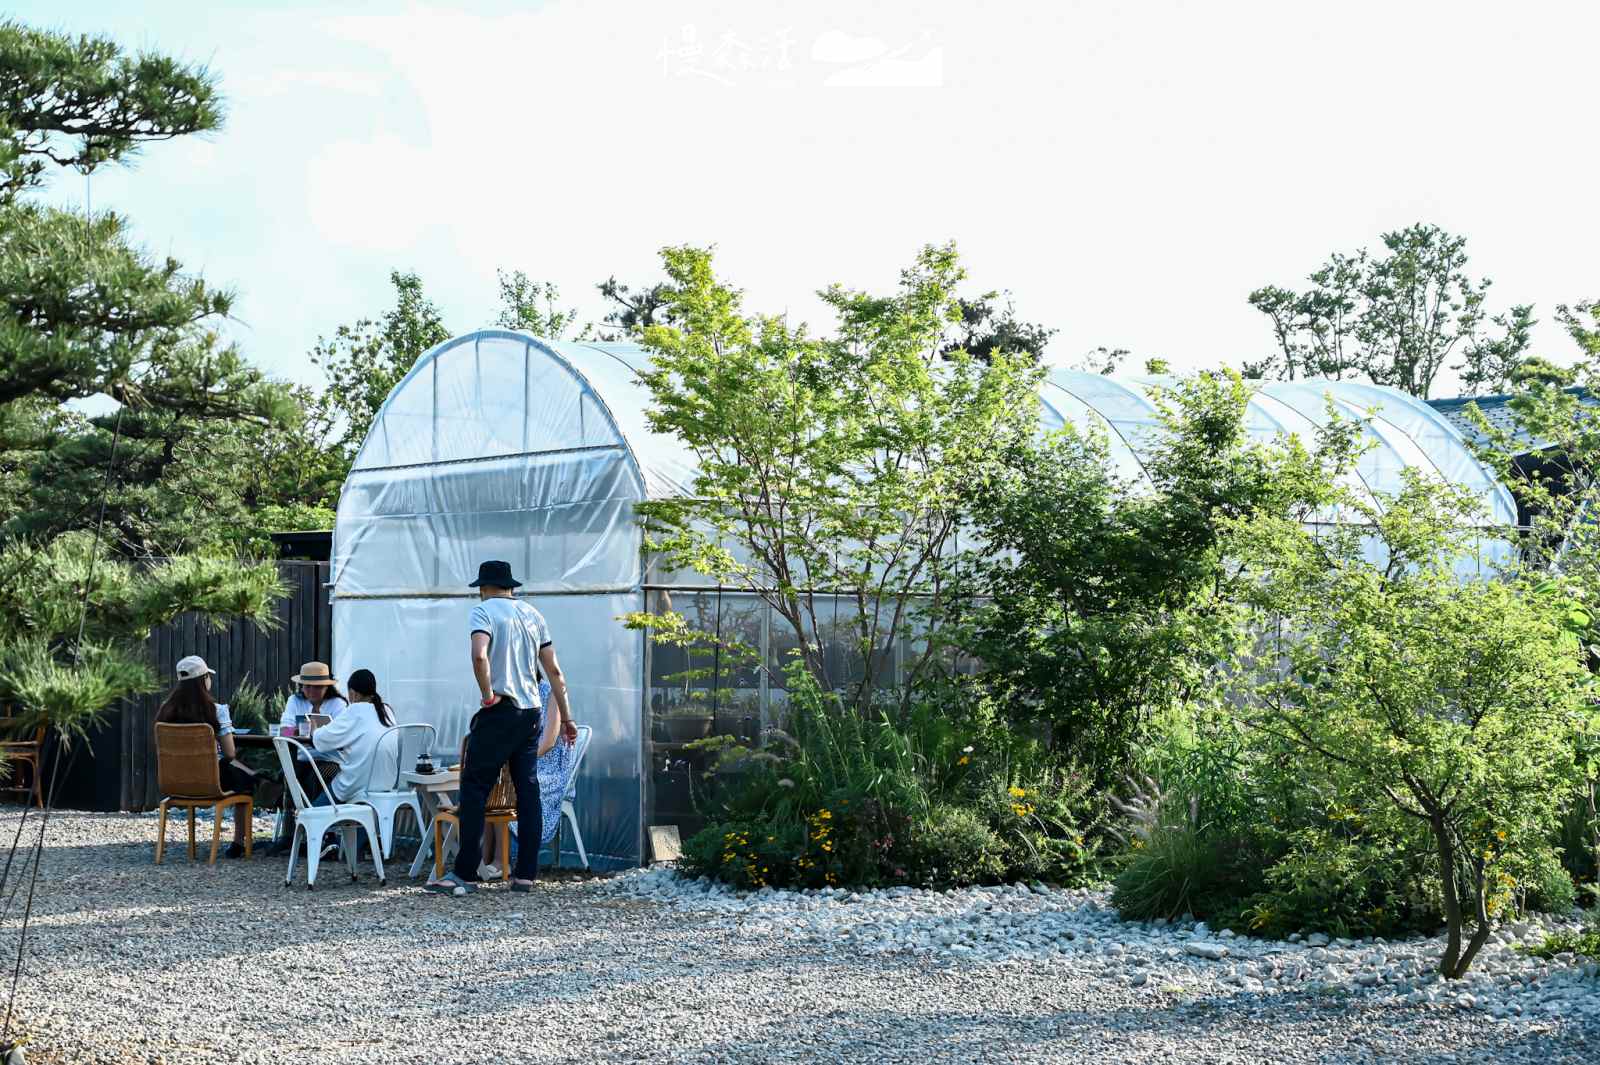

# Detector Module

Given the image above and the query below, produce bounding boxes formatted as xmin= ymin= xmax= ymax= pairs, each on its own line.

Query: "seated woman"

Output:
xmin=279 ymin=661 xmax=348 ymax=733
xmin=269 ymin=662 xmax=350 ymax=851
xmin=154 ymin=655 xmax=256 ymax=859
xmin=308 ymin=668 xmax=396 ymax=805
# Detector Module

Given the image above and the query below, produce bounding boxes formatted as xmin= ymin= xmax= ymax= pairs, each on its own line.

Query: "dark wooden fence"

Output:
xmin=52 ymin=561 xmax=331 ymax=812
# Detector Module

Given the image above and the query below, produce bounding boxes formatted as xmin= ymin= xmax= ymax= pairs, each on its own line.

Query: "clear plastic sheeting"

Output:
xmin=333 ymin=332 xmax=1521 ymax=867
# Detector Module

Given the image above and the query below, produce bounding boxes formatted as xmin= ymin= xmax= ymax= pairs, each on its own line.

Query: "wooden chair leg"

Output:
xmin=497 ymin=821 xmax=511 ymax=881
xmin=29 ymin=756 xmax=41 ymax=809
xmin=243 ymin=799 xmax=254 ymax=859
xmin=155 ymin=801 xmax=169 ymax=865
xmin=433 ymin=819 xmax=446 ymax=879
xmin=187 ymin=807 xmax=197 ymax=860
xmin=208 ymin=802 xmax=223 ymax=865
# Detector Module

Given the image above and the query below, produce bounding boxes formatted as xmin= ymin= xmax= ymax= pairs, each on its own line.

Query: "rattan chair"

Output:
xmin=431 ymin=742 xmax=516 ymax=881
xmin=0 ymin=705 xmax=45 ymax=808
xmin=154 ymin=723 xmax=254 ymax=865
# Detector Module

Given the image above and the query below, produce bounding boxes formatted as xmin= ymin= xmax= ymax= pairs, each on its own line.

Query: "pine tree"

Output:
xmin=0 ymin=20 xmax=283 ymax=743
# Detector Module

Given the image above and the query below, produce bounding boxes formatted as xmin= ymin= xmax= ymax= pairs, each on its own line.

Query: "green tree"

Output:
xmin=309 ymin=270 xmax=450 ymax=458
xmin=630 ymin=243 xmax=1042 ymax=709
xmin=595 ymin=274 xmax=680 ymax=339
xmin=0 ymin=19 xmax=220 ymax=204
xmin=0 ymin=20 xmax=285 ymax=741
xmin=5 ymin=330 xmax=295 ymax=555
xmin=955 ymin=371 xmax=1357 ymax=786
xmin=1245 ymin=223 xmax=1533 ymax=398
xmin=1231 ymin=473 xmax=1592 ymax=978
xmin=495 ymin=269 xmax=589 ymax=339
xmin=1467 ymin=297 xmax=1600 ymax=881
xmin=940 ymin=293 xmax=1055 ymax=364
xmin=0 ymin=20 xmax=302 ymax=557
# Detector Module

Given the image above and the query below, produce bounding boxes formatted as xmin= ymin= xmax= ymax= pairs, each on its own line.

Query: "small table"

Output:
xmin=402 ymin=769 xmax=460 ymax=878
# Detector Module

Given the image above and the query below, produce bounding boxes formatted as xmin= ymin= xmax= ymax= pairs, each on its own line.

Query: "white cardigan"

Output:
xmin=311 ymin=702 xmax=395 ymax=801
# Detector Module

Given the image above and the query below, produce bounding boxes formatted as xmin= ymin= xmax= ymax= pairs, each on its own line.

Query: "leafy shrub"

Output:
xmin=1237 ymin=826 xmax=1439 ymax=939
xmin=1511 ymin=845 xmax=1578 ymax=917
xmin=903 ymin=804 xmax=1004 ymax=887
xmin=681 ymin=670 xmax=1106 ymax=891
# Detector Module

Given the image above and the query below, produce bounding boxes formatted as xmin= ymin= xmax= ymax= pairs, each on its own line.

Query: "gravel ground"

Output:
xmin=1 ymin=810 xmax=1597 ymax=1065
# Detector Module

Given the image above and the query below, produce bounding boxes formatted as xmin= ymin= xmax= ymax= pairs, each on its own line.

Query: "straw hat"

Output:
xmin=291 ymin=661 xmax=337 ymax=686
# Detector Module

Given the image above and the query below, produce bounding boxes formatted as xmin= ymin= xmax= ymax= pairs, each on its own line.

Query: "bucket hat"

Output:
xmin=469 ymin=560 xmax=522 ymax=589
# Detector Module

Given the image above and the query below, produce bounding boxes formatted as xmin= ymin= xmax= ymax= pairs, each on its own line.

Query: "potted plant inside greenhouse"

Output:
xmin=660 ymin=704 xmax=715 ymax=743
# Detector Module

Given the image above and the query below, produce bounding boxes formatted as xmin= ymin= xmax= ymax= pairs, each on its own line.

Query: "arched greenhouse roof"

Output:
xmin=338 ymin=330 xmax=1517 ymax=594
xmin=1038 ymin=371 xmax=1515 ymax=524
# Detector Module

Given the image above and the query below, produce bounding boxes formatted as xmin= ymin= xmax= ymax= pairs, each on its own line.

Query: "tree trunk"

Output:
xmin=1587 ymin=780 xmax=1600 ymax=887
xmin=1431 ymin=814 xmax=1465 ymax=978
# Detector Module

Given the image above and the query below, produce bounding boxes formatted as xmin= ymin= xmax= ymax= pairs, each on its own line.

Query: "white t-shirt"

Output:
xmin=468 ymin=596 xmax=552 ymax=710
xmin=279 ymin=691 xmax=348 ymax=729
xmin=311 ymin=702 xmax=396 ymax=801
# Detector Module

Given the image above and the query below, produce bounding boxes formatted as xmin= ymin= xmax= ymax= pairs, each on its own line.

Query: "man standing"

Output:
xmin=427 ymin=560 xmax=576 ymax=896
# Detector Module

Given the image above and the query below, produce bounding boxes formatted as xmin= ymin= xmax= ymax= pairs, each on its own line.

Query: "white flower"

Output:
xmin=961 ymin=745 xmax=974 ymax=754
xmin=777 ymin=778 xmax=795 ymax=788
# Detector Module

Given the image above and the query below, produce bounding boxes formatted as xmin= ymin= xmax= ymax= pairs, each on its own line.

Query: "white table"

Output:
xmin=401 ymin=769 xmax=459 ymax=878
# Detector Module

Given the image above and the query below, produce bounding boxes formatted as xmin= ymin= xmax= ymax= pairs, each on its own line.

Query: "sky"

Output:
xmin=17 ymin=0 xmax=1600 ymax=392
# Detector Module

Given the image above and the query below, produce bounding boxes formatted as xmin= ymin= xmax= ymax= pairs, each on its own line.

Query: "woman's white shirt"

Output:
xmin=310 ymin=702 xmax=394 ymax=802
xmin=279 ymin=691 xmax=346 ymax=729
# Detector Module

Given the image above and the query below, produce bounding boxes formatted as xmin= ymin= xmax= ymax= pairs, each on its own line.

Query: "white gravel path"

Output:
xmin=2 ymin=810 xmax=1597 ymax=1065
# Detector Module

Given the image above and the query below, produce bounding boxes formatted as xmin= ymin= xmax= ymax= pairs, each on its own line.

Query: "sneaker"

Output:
xmin=478 ymin=862 xmax=501 ymax=880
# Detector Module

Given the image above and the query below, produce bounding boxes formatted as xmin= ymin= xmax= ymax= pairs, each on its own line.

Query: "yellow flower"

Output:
xmin=1008 ymin=786 xmax=1027 ymax=799
xmin=957 ymin=756 xmax=970 ymax=766
xmin=1495 ymin=830 xmax=1507 ymax=841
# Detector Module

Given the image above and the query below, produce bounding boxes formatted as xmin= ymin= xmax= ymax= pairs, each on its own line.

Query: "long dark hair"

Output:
xmin=156 ymin=676 xmax=220 ymax=734
xmin=346 ymin=669 xmax=395 ymax=727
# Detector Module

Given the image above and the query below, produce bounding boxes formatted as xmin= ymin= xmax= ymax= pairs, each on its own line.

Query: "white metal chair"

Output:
xmin=357 ymin=723 xmax=437 ymax=859
xmin=272 ymin=736 xmax=386 ymax=889
xmin=548 ymin=725 xmax=593 ymax=870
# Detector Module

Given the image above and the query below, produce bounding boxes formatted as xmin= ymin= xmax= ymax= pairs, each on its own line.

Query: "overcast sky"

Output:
xmin=17 ymin=0 xmax=1600 ymax=392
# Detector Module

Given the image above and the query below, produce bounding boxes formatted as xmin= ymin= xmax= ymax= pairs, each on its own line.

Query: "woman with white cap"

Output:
xmin=154 ymin=655 xmax=255 ymax=858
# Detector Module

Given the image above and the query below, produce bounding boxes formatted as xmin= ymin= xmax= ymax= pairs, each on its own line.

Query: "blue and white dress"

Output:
xmin=533 ymin=679 xmax=576 ymax=846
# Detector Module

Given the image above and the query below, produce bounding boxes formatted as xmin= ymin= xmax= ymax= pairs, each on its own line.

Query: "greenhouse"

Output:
xmin=330 ymin=329 xmax=1517 ymax=868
